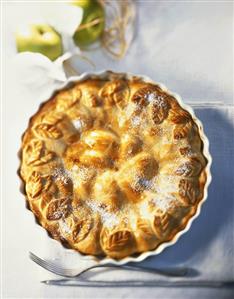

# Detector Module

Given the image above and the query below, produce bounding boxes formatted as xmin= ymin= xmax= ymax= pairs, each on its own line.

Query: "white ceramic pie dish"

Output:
xmin=18 ymin=70 xmax=212 ymax=265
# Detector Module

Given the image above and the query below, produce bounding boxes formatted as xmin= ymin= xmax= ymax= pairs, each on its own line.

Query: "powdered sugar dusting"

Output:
xmin=146 ymin=93 xmax=156 ymax=103
xmin=131 ymin=115 xmax=142 ymax=127
xmin=176 ymin=163 xmax=191 ymax=176
xmin=153 ymin=95 xmax=168 ymax=108
xmin=86 ymin=200 xmax=119 ymax=228
xmin=181 ymin=146 xmax=195 ymax=157
xmin=117 ymin=103 xmax=136 ymax=128
xmin=121 ymin=92 xmax=168 ymax=131
xmin=130 ymin=110 xmax=149 ymax=130
xmin=130 ymin=171 xmax=178 ymax=195
xmin=71 ymin=165 xmax=93 ymax=182
xmin=186 ymin=148 xmax=194 ymax=157
xmin=52 ymin=165 xmax=94 ymax=188
xmin=145 ymin=92 xmax=167 ymax=109
xmin=59 ymin=219 xmax=72 ymax=235
xmin=52 ymin=167 xmax=71 ymax=184
xmin=160 ymin=125 xmax=174 ymax=145
xmin=69 ymin=165 xmax=96 ymax=190
xmin=72 ymin=119 xmax=84 ymax=132
xmin=151 ymin=194 xmax=177 ymax=212
xmin=130 ymin=175 xmax=153 ymax=192
xmin=151 ymin=175 xmax=178 ymax=194
xmin=145 ymin=174 xmax=179 ymax=212
xmin=139 ymin=200 xmax=151 ymax=219
xmin=124 ymin=102 xmax=138 ymax=119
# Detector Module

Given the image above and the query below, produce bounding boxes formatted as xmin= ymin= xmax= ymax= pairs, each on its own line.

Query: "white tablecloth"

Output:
xmin=2 ymin=1 xmax=234 ymax=298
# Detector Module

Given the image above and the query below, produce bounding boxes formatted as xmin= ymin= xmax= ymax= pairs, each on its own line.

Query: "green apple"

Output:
xmin=72 ymin=0 xmax=105 ymax=47
xmin=16 ymin=24 xmax=63 ymax=61
xmin=71 ymin=0 xmax=93 ymax=10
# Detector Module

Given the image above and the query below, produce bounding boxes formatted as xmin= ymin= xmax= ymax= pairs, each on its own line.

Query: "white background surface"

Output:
xmin=2 ymin=1 xmax=234 ymax=298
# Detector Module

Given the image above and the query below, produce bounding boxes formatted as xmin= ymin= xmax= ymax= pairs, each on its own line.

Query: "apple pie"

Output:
xmin=19 ymin=72 xmax=211 ymax=259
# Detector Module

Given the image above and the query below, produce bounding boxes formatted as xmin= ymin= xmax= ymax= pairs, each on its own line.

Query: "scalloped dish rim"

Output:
xmin=18 ymin=70 xmax=212 ymax=265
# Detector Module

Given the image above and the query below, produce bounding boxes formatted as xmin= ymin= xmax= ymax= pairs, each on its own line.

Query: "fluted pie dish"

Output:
xmin=19 ymin=71 xmax=211 ymax=261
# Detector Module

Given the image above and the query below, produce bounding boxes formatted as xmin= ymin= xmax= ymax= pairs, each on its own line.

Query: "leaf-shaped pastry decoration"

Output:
xmin=82 ymin=90 xmax=100 ymax=107
xmin=72 ymin=87 xmax=82 ymax=102
xmin=152 ymin=97 xmax=170 ymax=124
xmin=175 ymin=158 xmax=202 ymax=177
xmin=113 ymin=82 xmax=130 ymax=106
xmin=169 ymin=108 xmax=191 ymax=124
xmin=40 ymin=193 xmax=53 ymax=210
xmin=25 ymin=139 xmax=43 ymax=155
xmin=46 ymin=198 xmax=71 ymax=221
xmin=42 ymin=175 xmax=53 ymax=192
xmin=131 ymin=85 xmax=160 ymax=107
xmin=56 ymin=89 xmax=81 ymax=111
xmin=153 ymin=213 xmax=170 ymax=239
xmin=179 ymin=147 xmax=192 ymax=157
xmin=25 ymin=139 xmax=44 ymax=165
xmin=56 ymin=179 xmax=73 ymax=197
xmin=26 ymin=171 xmax=43 ymax=198
xmin=42 ymin=112 xmax=64 ymax=125
xmin=149 ymin=126 xmax=163 ymax=136
xmin=100 ymin=80 xmax=130 ymax=107
xmin=33 ymin=123 xmax=62 ymax=139
xmin=137 ymin=219 xmax=155 ymax=238
xmin=179 ymin=179 xmax=199 ymax=205
xmin=32 ymin=151 xmax=54 ymax=166
xmin=72 ymin=218 xmax=92 ymax=243
xmin=105 ymin=230 xmax=132 ymax=251
xmin=173 ymin=122 xmax=192 ymax=140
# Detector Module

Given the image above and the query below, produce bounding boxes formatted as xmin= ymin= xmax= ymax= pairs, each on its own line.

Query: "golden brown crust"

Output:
xmin=19 ymin=75 xmax=208 ymax=259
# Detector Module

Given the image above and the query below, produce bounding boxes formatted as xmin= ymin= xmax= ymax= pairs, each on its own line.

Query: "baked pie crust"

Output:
xmin=19 ymin=71 xmax=211 ymax=259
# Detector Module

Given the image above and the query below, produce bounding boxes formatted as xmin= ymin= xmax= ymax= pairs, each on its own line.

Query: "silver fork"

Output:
xmin=29 ymin=252 xmax=191 ymax=278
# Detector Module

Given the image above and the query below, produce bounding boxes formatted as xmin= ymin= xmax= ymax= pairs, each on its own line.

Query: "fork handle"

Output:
xmin=81 ymin=263 xmax=189 ymax=277
xmin=42 ymin=279 xmax=234 ymax=288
